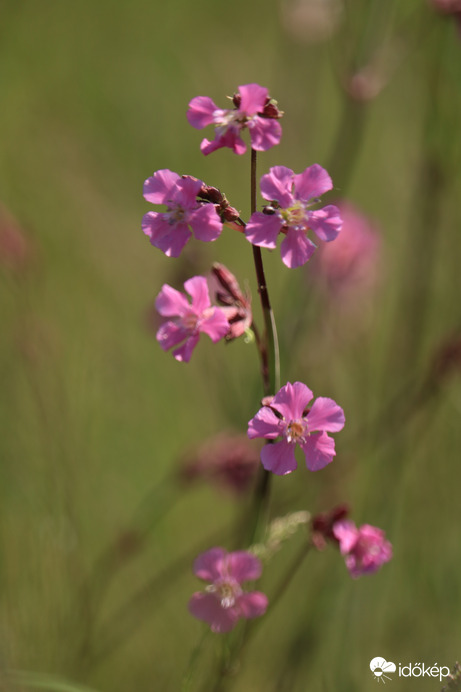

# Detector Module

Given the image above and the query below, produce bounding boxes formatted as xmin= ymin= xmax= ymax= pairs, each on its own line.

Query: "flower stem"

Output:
xmin=250 ymin=148 xmax=280 ymax=397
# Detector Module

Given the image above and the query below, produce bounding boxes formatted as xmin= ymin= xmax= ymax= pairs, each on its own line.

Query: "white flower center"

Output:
xmin=166 ymin=204 xmax=187 ymax=225
xmin=206 ymin=579 xmax=242 ymax=609
xmin=280 ymin=201 xmax=308 ymax=230
xmin=181 ymin=312 xmax=198 ymax=331
xmin=286 ymin=419 xmax=307 ymax=444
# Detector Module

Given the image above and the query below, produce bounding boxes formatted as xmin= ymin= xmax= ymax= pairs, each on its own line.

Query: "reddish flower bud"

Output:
xmin=210 ymin=263 xmax=252 ymax=340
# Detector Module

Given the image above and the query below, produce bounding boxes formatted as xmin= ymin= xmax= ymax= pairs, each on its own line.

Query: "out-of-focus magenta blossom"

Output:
xmin=332 ymin=519 xmax=392 ymax=578
xmin=245 ymin=165 xmax=342 ymax=268
xmin=247 ymin=381 xmax=345 ymax=475
xmin=188 ymin=547 xmax=268 ymax=632
xmin=142 ymin=169 xmax=222 ymax=257
xmin=155 ymin=276 xmax=229 ymax=362
xmin=187 ymin=84 xmax=282 ymax=156
xmin=313 ymin=200 xmax=381 ymax=298
xmin=178 ymin=432 xmax=260 ymax=496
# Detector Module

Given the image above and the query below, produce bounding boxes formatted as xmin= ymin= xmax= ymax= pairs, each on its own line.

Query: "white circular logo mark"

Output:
xmin=370 ymin=657 xmax=396 ymax=683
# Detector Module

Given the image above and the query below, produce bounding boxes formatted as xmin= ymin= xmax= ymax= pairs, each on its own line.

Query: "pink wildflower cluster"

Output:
xmin=188 ymin=548 xmax=268 ymax=632
xmin=187 ymin=83 xmax=283 ymax=155
xmin=248 ymin=381 xmax=345 ymax=475
xmin=245 ymin=165 xmax=342 ymax=268
xmin=139 ymin=82 xmax=393 ymax=637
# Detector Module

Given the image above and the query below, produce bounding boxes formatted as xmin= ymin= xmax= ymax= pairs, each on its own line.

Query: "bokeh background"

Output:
xmin=1 ymin=1 xmax=461 ymax=690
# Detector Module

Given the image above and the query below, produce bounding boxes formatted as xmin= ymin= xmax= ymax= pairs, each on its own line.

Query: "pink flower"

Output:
xmin=187 ymin=84 xmax=282 ymax=156
xmin=332 ymin=520 xmax=392 ymax=578
xmin=155 ymin=276 xmax=230 ymax=362
xmin=188 ymin=547 xmax=268 ymax=632
xmin=142 ymin=169 xmax=222 ymax=257
xmin=245 ymin=165 xmax=342 ymax=268
xmin=178 ymin=432 xmax=260 ymax=496
xmin=312 ymin=200 xmax=381 ymax=298
xmin=247 ymin=381 xmax=345 ymax=475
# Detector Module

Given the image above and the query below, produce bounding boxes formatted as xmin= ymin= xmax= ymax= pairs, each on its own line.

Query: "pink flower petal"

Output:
xmin=249 ymin=118 xmax=282 ymax=152
xmin=200 ymin=130 xmax=247 ymax=156
xmin=184 ymin=276 xmax=211 ymax=313
xmin=280 ymin=228 xmax=317 ymax=268
xmin=260 ymin=439 xmax=298 ymax=475
xmin=199 ymin=308 xmax=230 ymax=342
xmin=300 ymin=431 xmax=336 ymax=471
xmin=332 ymin=519 xmax=359 ymax=554
xmin=187 ymin=96 xmax=219 ymax=129
xmin=188 ymin=592 xmax=239 ymax=633
xmin=245 ymin=212 xmax=282 ymax=249
xmin=152 ymin=223 xmax=192 ymax=258
xmin=293 ymin=164 xmax=332 ymax=201
xmin=226 ymin=552 xmax=262 ymax=582
xmin=143 ymin=169 xmax=180 ymax=204
xmin=238 ymin=592 xmax=268 ymax=619
xmin=306 ymin=397 xmax=345 ymax=433
xmin=260 ymin=166 xmax=294 ymax=207
xmin=238 ymin=83 xmax=268 ymax=115
xmin=271 ymin=381 xmax=313 ymax=420
xmin=189 ymin=204 xmax=223 ymax=242
xmin=142 ymin=212 xmax=171 ymax=242
xmin=156 ymin=321 xmax=189 ymax=352
xmin=309 ymin=205 xmax=342 ymax=242
xmin=247 ymin=407 xmax=282 ymax=440
xmin=173 ymin=176 xmax=203 ymax=209
xmin=172 ymin=333 xmax=200 ymax=362
xmin=193 ymin=547 xmax=227 ymax=581
xmin=155 ymin=284 xmax=190 ymax=317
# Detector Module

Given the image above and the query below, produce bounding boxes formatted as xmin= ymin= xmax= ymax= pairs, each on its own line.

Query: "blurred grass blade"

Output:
xmin=8 ymin=670 xmax=101 ymax=692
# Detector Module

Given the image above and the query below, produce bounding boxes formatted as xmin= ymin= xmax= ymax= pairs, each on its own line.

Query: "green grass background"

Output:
xmin=1 ymin=0 xmax=461 ymax=690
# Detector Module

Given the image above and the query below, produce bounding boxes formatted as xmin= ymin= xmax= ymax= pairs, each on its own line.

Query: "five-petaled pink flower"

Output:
xmin=332 ymin=520 xmax=392 ymax=578
xmin=155 ymin=276 xmax=229 ymax=362
xmin=187 ymin=83 xmax=282 ymax=156
xmin=245 ymin=165 xmax=342 ymax=268
xmin=142 ymin=169 xmax=222 ymax=257
xmin=247 ymin=381 xmax=345 ymax=475
xmin=188 ymin=547 xmax=268 ymax=633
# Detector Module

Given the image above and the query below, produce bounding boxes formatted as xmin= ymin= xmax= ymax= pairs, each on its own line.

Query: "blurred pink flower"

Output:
xmin=155 ymin=276 xmax=229 ymax=362
xmin=245 ymin=165 xmax=342 ymax=268
xmin=247 ymin=381 xmax=345 ymax=475
xmin=187 ymin=84 xmax=282 ymax=155
xmin=312 ymin=200 xmax=381 ymax=298
xmin=178 ymin=432 xmax=260 ymax=495
xmin=142 ymin=169 xmax=222 ymax=257
xmin=0 ymin=202 xmax=32 ymax=271
xmin=332 ymin=519 xmax=392 ymax=578
xmin=189 ymin=547 xmax=268 ymax=632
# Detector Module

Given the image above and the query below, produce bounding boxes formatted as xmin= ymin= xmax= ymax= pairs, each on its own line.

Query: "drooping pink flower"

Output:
xmin=155 ymin=276 xmax=229 ymax=362
xmin=142 ymin=169 xmax=222 ymax=257
xmin=332 ymin=519 xmax=392 ymax=578
xmin=187 ymin=84 xmax=282 ymax=156
xmin=245 ymin=165 xmax=342 ymax=268
xmin=188 ymin=547 xmax=268 ymax=632
xmin=247 ymin=381 xmax=345 ymax=475
xmin=312 ymin=200 xmax=381 ymax=299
